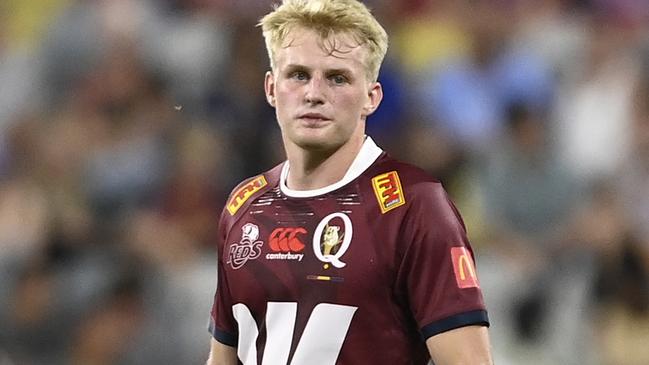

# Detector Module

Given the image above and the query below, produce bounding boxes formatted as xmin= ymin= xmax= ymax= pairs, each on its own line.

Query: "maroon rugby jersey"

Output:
xmin=209 ymin=138 xmax=489 ymax=365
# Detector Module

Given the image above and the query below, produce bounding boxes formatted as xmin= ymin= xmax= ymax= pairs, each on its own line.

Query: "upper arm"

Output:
xmin=206 ymin=338 xmax=238 ymax=365
xmin=209 ymin=210 xmax=239 ymax=346
xmin=397 ymin=182 xmax=489 ymax=337
xmin=426 ymin=325 xmax=493 ymax=365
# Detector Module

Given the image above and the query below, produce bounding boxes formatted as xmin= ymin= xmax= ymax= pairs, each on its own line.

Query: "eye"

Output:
xmin=329 ymin=74 xmax=348 ymax=85
xmin=291 ymin=71 xmax=309 ymax=81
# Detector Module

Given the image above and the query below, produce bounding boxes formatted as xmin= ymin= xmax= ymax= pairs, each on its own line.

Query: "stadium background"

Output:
xmin=1 ymin=0 xmax=648 ymax=364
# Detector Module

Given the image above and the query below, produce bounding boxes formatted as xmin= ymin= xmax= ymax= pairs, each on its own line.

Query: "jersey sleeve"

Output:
xmin=396 ymin=181 xmax=489 ymax=340
xmin=208 ymin=209 xmax=238 ymax=346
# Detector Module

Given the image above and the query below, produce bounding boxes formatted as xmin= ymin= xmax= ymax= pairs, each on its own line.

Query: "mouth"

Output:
xmin=298 ymin=113 xmax=329 ymax=121
xmin=297 ymin=113 xmax=331 ymax=126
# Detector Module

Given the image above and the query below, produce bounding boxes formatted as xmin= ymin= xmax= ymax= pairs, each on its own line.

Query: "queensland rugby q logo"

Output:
xmin=227 ymin=223 xmax=263 ymax=269
xmin=313 ymin=212 xmax=353 ymax=269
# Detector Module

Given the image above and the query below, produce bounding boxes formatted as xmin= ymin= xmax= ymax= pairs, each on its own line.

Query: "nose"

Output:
xmin=304 ymin=75 xmax=326 ymax=105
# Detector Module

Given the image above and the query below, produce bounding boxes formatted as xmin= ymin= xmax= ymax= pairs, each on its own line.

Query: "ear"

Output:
xmin=264 ymin=71 xmax=276 ymax=107
xmin=362 ymin=82 xmax=383 ymax=117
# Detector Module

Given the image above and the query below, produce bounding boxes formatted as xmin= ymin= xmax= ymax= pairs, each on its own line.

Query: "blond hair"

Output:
xmin=258 ymin=0 xmax=388 ymax=82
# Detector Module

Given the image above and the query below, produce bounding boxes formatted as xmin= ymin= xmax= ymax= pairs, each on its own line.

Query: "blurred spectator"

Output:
xmin=511 ymin=0 xmax=590 ymax=81
xmin=68 ymin=265 xmax=145 ymax=365
xmin=617 ymin=49 xmax=649 ymax=243
xmin=481 ymin=103 xmax=577 ymax=250
xmin=566 ymin=180 xmax=644 ymax=365
xmin=589 ymin=48 xmax=649 ymax=365
xmin=391 ymin=1 xmax=469 ymax=78
xmin=416 ymin=0 xmax=555 ymax=151
xmin=592 ymin=232 xmax=649 ymax=365
xmin=140 ymin=0 xmax=233 ymax=115
xmin=475 ymin=102 xmax=584 ymax=364
xmin=80 ymin=41 xmax=173 ymax=228
xmin=553 ymin=3 xmax=645 ymax=184
xmin=0 ymin=4 xmax=46 ymax=136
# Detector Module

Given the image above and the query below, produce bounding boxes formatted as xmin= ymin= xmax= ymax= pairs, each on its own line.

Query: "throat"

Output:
xmin=287 ymin=155 xmax=345 ymax=190
xmin=285 ymin=140 xmax=362 ymax=191
xmin=286 ymin=135 xmax=365 ymax=190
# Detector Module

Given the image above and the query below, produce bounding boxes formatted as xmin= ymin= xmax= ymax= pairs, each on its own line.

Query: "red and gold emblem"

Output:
xmin=227 ymin=175 xmax=267 ymax=215
xmin=371 ymin=171 xmax=405 ymax=214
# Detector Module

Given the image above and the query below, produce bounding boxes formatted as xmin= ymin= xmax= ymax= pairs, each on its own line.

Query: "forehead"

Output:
xmin=275 ymin=27 xmax=368 ymax=71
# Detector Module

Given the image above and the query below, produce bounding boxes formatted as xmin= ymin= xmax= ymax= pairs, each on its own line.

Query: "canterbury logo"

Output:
xmin=371 ymin=171 xmax=405 ymax=214
xmin=269 ymin=228 xmax=306 ymax=252
xmin=227 ymin=175 xmax=267 ymax=215
xmin=451 ymin=247 xmax=479 ymax=289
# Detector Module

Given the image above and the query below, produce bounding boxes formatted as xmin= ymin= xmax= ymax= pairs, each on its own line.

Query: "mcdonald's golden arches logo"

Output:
xmin=450 ymin=247 xmax=479 ymax=289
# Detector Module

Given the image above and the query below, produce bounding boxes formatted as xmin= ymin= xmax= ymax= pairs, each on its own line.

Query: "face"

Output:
xmin=265 ymin=27 xmax=383 ymax=153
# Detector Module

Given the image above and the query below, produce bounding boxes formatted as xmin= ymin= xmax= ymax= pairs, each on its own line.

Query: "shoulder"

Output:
xmin=365 ymin=154 xmax=463 ymax=226
xmin=368 ymin=154 xmax=440 ymax=186
xmin=366 ymin=154 xmax=447 ymax=206
xmin=223 ymin=163 xmax=283 ymax=218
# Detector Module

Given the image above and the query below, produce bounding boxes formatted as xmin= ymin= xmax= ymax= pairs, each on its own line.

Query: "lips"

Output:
xmin=297 ymin=113 xmax=331 ymax=127
xmin=298 ymin=113 xmax=330 ymax=121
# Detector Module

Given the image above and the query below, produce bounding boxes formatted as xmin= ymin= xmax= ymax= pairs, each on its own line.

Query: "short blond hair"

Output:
xmin=258 ymin=0 xmax=388 ymax=82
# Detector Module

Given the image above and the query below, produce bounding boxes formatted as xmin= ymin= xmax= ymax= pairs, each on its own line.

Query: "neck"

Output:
xmin=285 ymin=134 xmax=365 ymax=191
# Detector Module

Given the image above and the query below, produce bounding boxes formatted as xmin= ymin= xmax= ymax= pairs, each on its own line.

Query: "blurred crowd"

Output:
xmin=0 ymin=0 xmax=648 ymax=364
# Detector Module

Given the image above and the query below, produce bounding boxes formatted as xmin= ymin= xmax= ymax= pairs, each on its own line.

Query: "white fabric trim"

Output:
xmin=280 ymin=137 xmax=383 ymax=198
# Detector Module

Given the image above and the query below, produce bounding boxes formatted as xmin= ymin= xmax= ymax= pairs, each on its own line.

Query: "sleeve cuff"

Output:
xmin=208 ymin=320 xmax=238 ymax=347
xmin=420 ymin=309 xmax=490 ymax=340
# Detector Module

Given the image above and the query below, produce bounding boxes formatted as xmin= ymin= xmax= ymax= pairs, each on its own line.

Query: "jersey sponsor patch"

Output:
xmin=451 ymin=247 xmax=479 ymax=289
xmin=266 ymin=227 xmax=306 ymax=261
xmin=371 ymin=171 xmax=406 ymax=214
xmin=227 ymin=175 xmax=267 ymax=215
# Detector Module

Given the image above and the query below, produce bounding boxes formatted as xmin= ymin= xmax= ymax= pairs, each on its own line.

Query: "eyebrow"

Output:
xmin=284 ymin=64 xmax=310 ymax=73
xmin=283 ymin=64 xmax=354 ymax=76
xmin=325 ymin=68 xmax=353 ymax=76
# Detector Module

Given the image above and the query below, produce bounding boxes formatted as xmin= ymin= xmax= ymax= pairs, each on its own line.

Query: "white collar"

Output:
xmin=280 ymin=137 xmax=383 ymax=198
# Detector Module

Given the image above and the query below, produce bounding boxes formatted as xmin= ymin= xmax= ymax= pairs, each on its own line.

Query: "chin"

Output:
xmin=292 ymin=134 xmax=343 ymax=152
xmin=295 ymin=139 xmax=337 ymax=152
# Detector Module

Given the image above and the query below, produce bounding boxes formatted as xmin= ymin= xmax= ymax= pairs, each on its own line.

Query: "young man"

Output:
xmin=207 ymin=1 xmax=492 ymax=364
